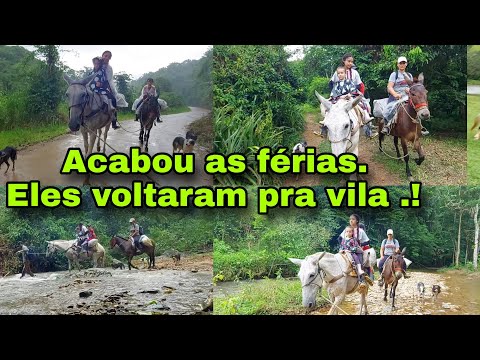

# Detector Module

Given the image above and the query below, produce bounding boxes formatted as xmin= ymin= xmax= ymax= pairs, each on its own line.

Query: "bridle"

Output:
xmin=401 ymin=83 xmax=429 ymax=123
xmin=302 ymin=252 xmax=325 ymax=289
xmin=326 ymin=108 xmax=360 ymax=151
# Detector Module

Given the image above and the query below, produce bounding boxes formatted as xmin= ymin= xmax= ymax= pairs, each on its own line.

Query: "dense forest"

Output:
xmin=214 ymin=186 xmax=480 ymax=281
xmin=0 ymin=189 xmax=213 ymax=275
xmin=133 ymin=48 xmax=212 ymax=109
xmin=468 ymin=45 xmax=480 ymax=81
xmin=0 ymin=45 xmax=212 ymax=133
xmin=214 ymin=45 xmax=467 ymax=185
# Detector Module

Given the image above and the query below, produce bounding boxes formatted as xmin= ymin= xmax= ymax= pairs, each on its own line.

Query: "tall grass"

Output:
xmin=214 ymin=105 xmax=290 ymax=186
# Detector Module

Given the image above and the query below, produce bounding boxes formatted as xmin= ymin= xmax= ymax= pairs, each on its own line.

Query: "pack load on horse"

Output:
xmin=289 ymin=250 xmax=373 ymax=315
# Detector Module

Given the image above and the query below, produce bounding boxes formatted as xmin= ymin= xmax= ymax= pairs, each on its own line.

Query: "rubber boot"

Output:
xmin=356 ymin=264 xmax=365 ymax=283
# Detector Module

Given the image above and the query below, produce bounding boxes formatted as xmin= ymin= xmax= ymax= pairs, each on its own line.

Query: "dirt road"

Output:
xmin=1 ymin=108 xmax=212 ymax=187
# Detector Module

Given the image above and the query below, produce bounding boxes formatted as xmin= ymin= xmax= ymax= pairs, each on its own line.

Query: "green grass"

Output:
xmin=300 ymin=103 xmax=319 ymax=115
xmin=0 ymin=122 xmax=68 ymax=149
xmin=468 ymin=94 xmax=480 ymax=184
xmin=468 ymin=79 xmax=480 ymax=85
xmin=372 ymin=135 xmax=466 ymax=185
xmin=187 ymin=113 xmax=213 ymax=151
xmin=214 ymin=278 xmax=327 ymax=315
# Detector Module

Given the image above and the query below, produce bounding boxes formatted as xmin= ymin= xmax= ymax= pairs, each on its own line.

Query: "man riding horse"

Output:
xmin=129 ymin=218 xmax=144 ymax=252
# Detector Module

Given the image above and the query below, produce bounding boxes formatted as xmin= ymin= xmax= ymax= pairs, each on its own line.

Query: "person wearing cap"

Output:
xmin=378 ymin=229 xmax=409 ymax=286
xmin=129 ymin=218 xmax=141 ymax=250
xmin=381 ymin=57 xmax=429 ymax=135
xmin=16 ymin=244 xmax=35 ymax=278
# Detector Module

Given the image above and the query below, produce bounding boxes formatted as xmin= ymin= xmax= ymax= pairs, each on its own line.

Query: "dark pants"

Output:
xmin=351 ymin=252 xmax=363 ymax=266
xmin=133 ymin=235 xmax=141 ymax=248
xmin=21 ymin=260 xmax=34 ymax=278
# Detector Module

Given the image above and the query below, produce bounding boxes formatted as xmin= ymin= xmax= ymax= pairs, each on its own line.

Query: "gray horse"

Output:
xmin=63 ymin=74 xmax=113 ymax=156
xmin=289 ymin=251 xmax=370 ymax=315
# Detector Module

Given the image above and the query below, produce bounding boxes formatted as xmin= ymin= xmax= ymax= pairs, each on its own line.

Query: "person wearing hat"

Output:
xmin=129 ymin=218 xmax=142 ymax=251
xmin=378 ymin=229 xmax=409 ymax=286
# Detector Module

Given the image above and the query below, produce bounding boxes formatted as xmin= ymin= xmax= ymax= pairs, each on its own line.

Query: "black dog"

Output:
xmin=186 ymin=131 xmax=198 ymax=142
xmin=0 ymin=146 xmax=17 ymax=174
xmin=172 ymin=137 xmax=185 ymax=154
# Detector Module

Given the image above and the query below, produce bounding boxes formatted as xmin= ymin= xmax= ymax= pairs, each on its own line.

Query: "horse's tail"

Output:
xmin=471 ymin=115 xmax=480 ymax=131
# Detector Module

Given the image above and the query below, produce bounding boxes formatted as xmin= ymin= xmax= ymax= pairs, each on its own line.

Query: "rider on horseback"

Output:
xmin=339 ymin=226 xmax=365 ymax=283
xmin=378 ymin=229 xmax=409 ymax=286
xmin=381 ymin=56 xmax=429 ymax=136
xmin=129 ymin=218 xmax=142 ymax=252
xmin=133 ymin=78 xmax=162 ymax=124
xmin=76 ymin=223 xmax=89 ymax=253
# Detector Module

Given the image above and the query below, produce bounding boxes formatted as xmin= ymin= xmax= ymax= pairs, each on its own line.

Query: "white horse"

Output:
xmin=46 ymin=239 xmax=105 ymax=271
xmin=289 ymin=251 xmax=370 ymax=315
xmin=316 ymin=92 xmax=363 ymax=180
xmin=64 ymin=74 xmax=113 ymax=157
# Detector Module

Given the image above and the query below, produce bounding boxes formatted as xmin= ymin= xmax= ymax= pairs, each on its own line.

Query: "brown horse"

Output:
xmin=378 ymin=73 xmax=430 ymax=182
xmin=139 ymin=94 xmax=160 ymax=152
xmin=379 ymin=248 xmax=407 ymax=310
xmin=110 ymin=235 xmax=156 ymax=270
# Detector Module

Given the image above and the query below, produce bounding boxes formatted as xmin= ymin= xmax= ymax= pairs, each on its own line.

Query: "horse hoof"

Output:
xmin=384 ymin=298 xmax=388 ymax=302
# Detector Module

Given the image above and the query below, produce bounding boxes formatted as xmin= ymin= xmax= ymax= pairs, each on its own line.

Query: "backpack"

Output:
xmin=138 ymin=226 xmax=145 ymax=236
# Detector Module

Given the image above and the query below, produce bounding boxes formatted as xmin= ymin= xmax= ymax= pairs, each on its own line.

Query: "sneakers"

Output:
xmin=378 ymin=276 xmax=384 ymax=287
xmin=157 ymin=117 xmax=163 ymax=123
xmin=421 ymin=127 xmax=429 ymax=136
xmin=381 ymin=126 xmax=389 ymax=135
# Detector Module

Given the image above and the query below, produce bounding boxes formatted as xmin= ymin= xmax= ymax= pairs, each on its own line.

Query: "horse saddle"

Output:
xmin=339 ymin=250 xmax=369 ymax=276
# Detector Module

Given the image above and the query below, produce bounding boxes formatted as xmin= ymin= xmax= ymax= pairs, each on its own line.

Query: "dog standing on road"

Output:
xmin=0 ymin=146 xmax=17 ymax=174
xmin=172 ymin=137 xmax=185 ymax=154
xmin=432 ymin=284 xmax=441 ymax=301
xmin=184 ymin=131 xmax=197 ymax=154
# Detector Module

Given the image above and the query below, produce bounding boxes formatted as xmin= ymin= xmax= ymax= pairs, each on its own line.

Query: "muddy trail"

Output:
xmin=310 ymin=270 xmax=480 ymax=315
xmin=284 ymin=114 xmax=401 ymax=186
xmin=1 ymin=107 xmax=212 ymax=187
xmin=0 ymin=254 xmax=213 ymax=315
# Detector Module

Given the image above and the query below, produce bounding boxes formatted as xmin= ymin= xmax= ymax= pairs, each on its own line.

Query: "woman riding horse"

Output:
xmin=378 ymin=57 xmax=431 ymax=181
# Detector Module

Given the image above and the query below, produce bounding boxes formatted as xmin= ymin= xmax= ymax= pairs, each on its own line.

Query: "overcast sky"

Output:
xmin=21 ymin=45 xmax=211 ymax=79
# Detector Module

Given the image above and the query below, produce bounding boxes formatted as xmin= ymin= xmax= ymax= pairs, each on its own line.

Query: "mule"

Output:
xmin=46 ymin=239 xmax=105 ymax=271
xmin=315 ymin=92 xmax=363 ymax=180
xmin=379 ymin=248 xmax=407 ymax=310
xmin=378 ymin=73 xmax=430 ymax=182
xmin=139 ymin=94 xmax=160 ymax=152
xmin=110 ymin=235 xmax=156 ymax=270
xmin=289 ymin=251 xmax=371 ymax=315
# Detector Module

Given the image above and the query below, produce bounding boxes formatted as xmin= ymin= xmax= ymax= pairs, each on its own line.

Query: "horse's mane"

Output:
xmin=114 ymin=235 xmax=130 ymax=242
